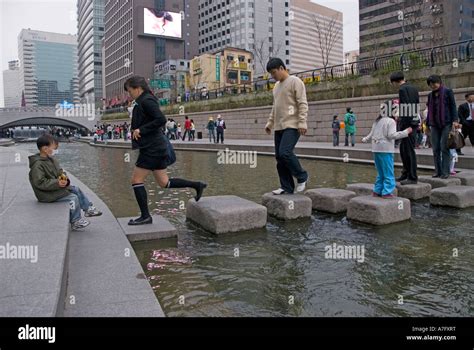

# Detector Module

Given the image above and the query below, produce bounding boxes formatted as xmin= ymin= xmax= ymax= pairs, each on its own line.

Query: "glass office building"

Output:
xmin=18 ymin=29 xmax=79 ymax=107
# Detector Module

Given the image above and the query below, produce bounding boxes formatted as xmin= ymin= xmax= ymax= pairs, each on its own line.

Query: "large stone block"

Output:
xmin=305 ymin=188 xmax=357 ymax=214
xmin=430 ymin=186 xmax=474 ymax=208
xmin=347 ymin=196 xmax=411 ymax=226
xmin=452 ymin=172 xmax=474 ymax=186
xmin=186 ymin=195 xmax=267 ymax=234
xmin=261 ymin=193 xmax=312 ymax=220
xmin=396 ymin=182 xmax=432 ymax=200
xmin=346 ymin=183 xmax=398 ymax=197
xmin=117 ymin=216 xmax=178 ymax=242
xmin=418 ymin=176 xmax=461 ymax=189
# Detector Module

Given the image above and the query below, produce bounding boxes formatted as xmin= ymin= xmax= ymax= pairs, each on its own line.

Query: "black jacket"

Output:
xmin=131 ymin=92 xmax=167 ymax=155
xmin=458 ymin=102 xmax=473 ymax=125
xmin=398 ymin=83 xmax=420 ymax=125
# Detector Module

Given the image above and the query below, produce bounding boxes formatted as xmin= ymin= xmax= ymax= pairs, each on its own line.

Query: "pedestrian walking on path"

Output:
xmin=344 ymin=107 xmax=357 ymax=147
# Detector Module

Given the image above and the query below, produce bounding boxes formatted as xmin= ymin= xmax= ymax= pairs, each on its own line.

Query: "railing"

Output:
xmin=101 ymin=39 xmax=473 ymax=114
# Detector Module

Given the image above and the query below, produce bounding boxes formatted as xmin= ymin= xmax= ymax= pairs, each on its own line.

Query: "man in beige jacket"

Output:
xmin=265 ymin=58 xmax=309 ymax=195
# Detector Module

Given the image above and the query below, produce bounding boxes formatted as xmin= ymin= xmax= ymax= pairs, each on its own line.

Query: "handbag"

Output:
xmin=447 ymin=127 xmax=465 ymax=149
xmin=164 ymin=133 xmax=176 ymax=166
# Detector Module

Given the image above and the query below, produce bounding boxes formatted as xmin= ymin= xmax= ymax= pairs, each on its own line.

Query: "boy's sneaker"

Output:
xmin=71 ymin=219 xmax=90 ymax=231
xmin=372 ymin=192 xmax=381 ymax=197
xmin=296 ymin=181 xmax=307 ymax=193
xmin=85 ymin=205 xmax=102 ymax=217
xmin=272 ymin=188 xmax=288 ymax=195
xmin=382 ymin=194 xmax=395 ymax=199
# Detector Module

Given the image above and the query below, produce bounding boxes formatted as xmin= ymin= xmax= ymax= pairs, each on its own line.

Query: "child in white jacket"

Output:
xmin=362 ymin=100 xmax=413 ymax=198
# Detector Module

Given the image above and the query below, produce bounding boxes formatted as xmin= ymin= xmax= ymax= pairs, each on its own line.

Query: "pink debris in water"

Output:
xmin=151 ymin=249 xmax=192 ymax=265
xmin=147 ymin=263 xmax=166 ymax=271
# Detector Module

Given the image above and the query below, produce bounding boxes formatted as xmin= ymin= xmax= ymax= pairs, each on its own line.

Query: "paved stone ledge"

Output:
xmin=305 ymin=188 xmax=357 ymax=214
xmin=346 ymin=196 xmax=411 ymax=226
xmin=186 ymin=195 xmax=267 ymax=234
xmin=261 ymin=193 xmax=312 ymax=220
xmin=117 ymin=216 xmax=178 ymax=242
xmin=430 ymin=186 xmax=474 ymax=208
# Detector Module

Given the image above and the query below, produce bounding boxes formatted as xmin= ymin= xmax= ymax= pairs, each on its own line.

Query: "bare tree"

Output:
xmin=311 ymin=13 xmax=343 ymax=77
xmin=253 ymin=38 xmax=283 ymax=77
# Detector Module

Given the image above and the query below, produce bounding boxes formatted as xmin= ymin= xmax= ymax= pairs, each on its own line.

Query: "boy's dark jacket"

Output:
xmin=29 ymin=154 xmax=70 ymax=203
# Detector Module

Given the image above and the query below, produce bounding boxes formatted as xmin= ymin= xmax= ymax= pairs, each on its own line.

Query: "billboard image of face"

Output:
xmin=144 ymin=8 xmax=182 ymax=39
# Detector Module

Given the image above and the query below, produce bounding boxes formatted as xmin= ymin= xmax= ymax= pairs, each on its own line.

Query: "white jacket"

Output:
xmin=362 ymin=116 xmax=410 ymax=153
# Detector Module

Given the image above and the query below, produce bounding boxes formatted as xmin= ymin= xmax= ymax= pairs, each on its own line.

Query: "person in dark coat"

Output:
xmin=390 ymin=71 xmax=420 ymax=185
xmin=458 ymin=92 xmax=474 ymax=149
xmin=426 ymin=75 xmax=460 ymax=179
xmin=124 ymin=76 xmax=207 ymax=226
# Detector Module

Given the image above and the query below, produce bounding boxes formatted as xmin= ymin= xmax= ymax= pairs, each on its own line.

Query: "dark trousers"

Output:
xmin=462 ymin=121 xmax=474 ymax=145
xmin=333 ymin=131 xmax=339 ymax=146
xmin=399 ymin=131 xmax=418 ymax=180
xmin=217 ymin=130 xmax=224 ymax=143
xmin=431 ymin=124 xmax=452 ymax=177
xmin=274 ymin=128 xmax=308 ymax=193
xmin=182 ymin=129 xmax=191 ymax=141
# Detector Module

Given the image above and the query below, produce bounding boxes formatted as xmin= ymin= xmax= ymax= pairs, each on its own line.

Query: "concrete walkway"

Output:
xmin=78 ymin=137 xmax=474 ymax=171
xmin=0 ymin=147 xmax=164 ymax=317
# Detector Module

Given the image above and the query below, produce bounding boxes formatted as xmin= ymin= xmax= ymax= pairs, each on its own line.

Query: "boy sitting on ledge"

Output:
xmin=28 ymin=134 xmax=102 ymax=231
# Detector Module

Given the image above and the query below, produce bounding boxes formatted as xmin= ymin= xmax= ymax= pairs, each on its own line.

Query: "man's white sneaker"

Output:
xmin=272 ymin=188 xmax=287 ymax=195
xmin=296 ymin=181 xmax=307 ymax=193
xmin=71 ymin=219 xmax=90 ymax=231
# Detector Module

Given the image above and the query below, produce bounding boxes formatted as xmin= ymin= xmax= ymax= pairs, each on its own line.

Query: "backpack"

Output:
xmin=347 ymin=114 xmax=356 ymax=126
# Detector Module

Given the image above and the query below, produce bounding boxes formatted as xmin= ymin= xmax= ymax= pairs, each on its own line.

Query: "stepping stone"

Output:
xmin=186 ymin=195 xmax=267 ymax=234
xmin=347 ymin=196 xmax=411 ymax=226
xmin=261 ymin=193 xmax=312 ymax=220
xmin=305 ymin=188 xmax=357 ymax=214
xmin=396 ymin=182 xmax=432 ymax=200
xmin=418 ymin=176 xmax=461 ymax=189
xmin=452 ymin=172 xmax=474 ymax=186
xmin=430 ymin=186 xmax=474 ymax=208
xmin=346 ymin=183 xmax=398 ymax=197
xmin=117 ymin=216 xmax=178 ymax=242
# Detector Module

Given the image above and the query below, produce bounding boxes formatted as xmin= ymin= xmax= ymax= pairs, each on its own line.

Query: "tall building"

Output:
xmin=77 ymin=0 xmax=105 ymax=107
xmin=18 ymin=29 xmax=79 ymax=107
xmin=2 ymin=60 xmax=21 ymax=108
xmin=103 ymin=0 xmax=199 ymax=107
xmin=359 ymin=0 xmax=474 ymax=59
xmin=197 ymin=0 xmax=343 ymax=77
xmin=290 ymin=0 xmax=343 ymax=73
xmin=198 ymin=0 xmax=288 ymax=77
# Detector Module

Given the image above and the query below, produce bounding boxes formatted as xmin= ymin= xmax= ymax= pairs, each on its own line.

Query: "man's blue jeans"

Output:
xmin=274 ymin=128 xmax=308 ymax=193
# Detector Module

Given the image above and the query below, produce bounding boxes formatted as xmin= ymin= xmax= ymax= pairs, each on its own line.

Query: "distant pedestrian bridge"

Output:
xmin=0 ymin=104 xmax=99 ymax=132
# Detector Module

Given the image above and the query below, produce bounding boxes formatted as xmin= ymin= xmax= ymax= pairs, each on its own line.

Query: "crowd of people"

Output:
xmin=92 ymin=122 xmax=130 ymax=142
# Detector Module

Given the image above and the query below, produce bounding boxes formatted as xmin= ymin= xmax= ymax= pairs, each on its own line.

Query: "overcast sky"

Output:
xmin=0 ymin=0 xmax=359 ymax=107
